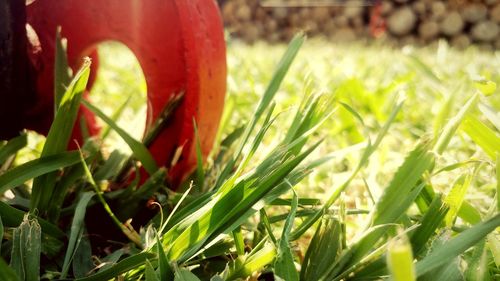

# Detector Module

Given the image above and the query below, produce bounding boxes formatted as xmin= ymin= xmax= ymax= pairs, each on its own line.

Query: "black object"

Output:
xmin=0 ymin=0 xmax=37 ymax=139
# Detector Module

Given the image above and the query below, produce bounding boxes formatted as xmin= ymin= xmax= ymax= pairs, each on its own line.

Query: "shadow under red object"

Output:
xmin=23 ymin=0 xmax=226 ymax=186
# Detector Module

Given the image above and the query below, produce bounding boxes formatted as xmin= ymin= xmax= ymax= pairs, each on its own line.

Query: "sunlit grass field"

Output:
xmin=3 ymin=36 xmax=499 ymax=280
xmin=90 ymin=38 xmax=500 ymax=267
xmin=91 ymin=39 xmax=499 ymax=221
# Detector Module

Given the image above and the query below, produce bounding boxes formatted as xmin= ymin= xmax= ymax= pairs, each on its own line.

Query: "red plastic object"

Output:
xmin=26 ymin=0 xmax=226 ymax=184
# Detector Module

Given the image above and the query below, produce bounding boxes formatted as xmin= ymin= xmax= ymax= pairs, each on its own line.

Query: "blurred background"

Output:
xmin=219 ymin=0 xmax=500 ymax=50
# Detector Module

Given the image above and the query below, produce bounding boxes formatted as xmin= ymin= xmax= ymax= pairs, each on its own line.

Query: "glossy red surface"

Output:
xmin=26 ymin=0 xmax=226 ymax=185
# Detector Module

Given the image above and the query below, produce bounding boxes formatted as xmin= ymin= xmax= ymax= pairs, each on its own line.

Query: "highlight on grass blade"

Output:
xmin=0 ymin=151 xmax=81 ymax=195
xmin=386 ymin=234 xmax=416 ymax=281
xmin=225 ymin=33 xmax=306 ymax=180
xmin=31 ymin=57 xmax=91 ymax=217
xmin=54 ymin=27 xmax=72 ymax=112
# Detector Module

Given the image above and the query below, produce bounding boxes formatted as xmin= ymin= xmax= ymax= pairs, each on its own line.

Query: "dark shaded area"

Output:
xmin=0 ymin=0 xmax=38 ymax=139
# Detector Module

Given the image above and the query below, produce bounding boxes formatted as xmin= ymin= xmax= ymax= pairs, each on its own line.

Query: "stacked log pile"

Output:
xmin=221 ymin=0 xmax=500 ymax=49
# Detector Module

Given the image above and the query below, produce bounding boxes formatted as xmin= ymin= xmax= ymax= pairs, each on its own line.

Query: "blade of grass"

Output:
xmin=77 ymin=147 xmax=142 ymax=247
xmin=461 ymin=114 xmax=500 ymax=160
xmin=145 ymin=259 xmax=160 ymax=281
xmin=371 ymin=140 xmax=434 ymax=226
xmin=173 ymin=265 xmax=201 ymax=281
xmin=478 ymin=102 xmax=500 ymax=131
xmin=0 ymin=133 xmax=27 ymax=165
xmin=10 ymin=215 xmax=42 ymax=281
xmin=31 ymin=58 xmax=91 ymax=215
xmin=216 ymin=103 xmax=277 ymax=193
xmin=415 ymin=214 xmax=500 ymax=277
xmin=300 ymin=218 xmax=343 ymax=281
xmin=165 ymin=140 xmax=321 ymax=262
xmin=73 ymin=235 xmax=93 ymax=278
xmin=157 ymin=235 xmax=173 ymax=281
xmin=386 ymin=234 xmax=416 ymax=281
xmin=410 ymin=194 xmax=449 ymax=257
xmin=142 ymin=92 xmax=184 ymax=147
xmin=225 ymin=240 xmax=276 ymax=280
xmin=0 ymin=217 xmax=3 ymax=254
xmin=274 ymin=191 xmax=299 ymax=281
xmin=61 ymin=192 xmax=95 ymax=279
xmin=0 ymin=257 xmax=19 ymax=281
xmin=458 ymin=201 xmax=483 ymax=225
xmin=406 ymin=54 xmax=442 ymax=83
xmin=100 ymin=95 xmax=132 ymax=140
xmin=434 ymin=93 xmax=479 ymax=155
xmin=76 ymin=252 xmax=155 ymax=281
xmin=233 ymin=226 xmax=246 ymax=257
xmin=487 ymin=233 xmax=500 ymax=267
xmin=82 ymin=99 xmax=158 ymax=175
xmin=465 ymin=240 xmax=490 ymax=281
xmin=0 ymin=151 xmax=80 ymax=195
xmin=54 ymin=27 xmax=71 ymax=112
xmin=260 ymin=209 xmax=278 ymax=245
xmin=433 ymin=91 xmax=457 ymax=140
xmin=291 ymin=97 xmax=404 ymax=241
xmin=0 ymin=201 xmax=65 ymax=239
xmin=322 ymin=224 xmax=394 ymax=280
xmin=218 ymin=33 xmax=305 ymax=188
xmin=97 ymin=249 xmax=125 ymax=273
xmin=444 ymin=173 xmax=473 ymax=227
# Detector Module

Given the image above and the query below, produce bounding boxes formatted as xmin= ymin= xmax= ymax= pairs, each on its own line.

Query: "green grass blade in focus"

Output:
xmin=10 ymin=215 xmax=42 ymax=281
xmin=165 ymin=140 xmax=321 ymax=262
xmin=221 ymin=33 xmax=305 ymax=186
xmin=61 ymin=192 xmax=95 ymax=279
xmin=31 ymin=58 xmax=91 ymax=216
xmin=54 ymin=27 xmax=71 ymax=112
xmin=157 ymin=235 xmax=173 ymax=281
xmin=300 ymin=218 xmax=343 ymax=281
xmin=371 ymin=140 xmax=434 ymax=226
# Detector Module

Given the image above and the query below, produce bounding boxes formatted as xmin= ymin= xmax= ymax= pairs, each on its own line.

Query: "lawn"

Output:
xmin=1 ymin=35 xmax=499 ymax=280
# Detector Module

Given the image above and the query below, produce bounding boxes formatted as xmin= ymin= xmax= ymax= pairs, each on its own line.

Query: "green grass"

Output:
xmin=0 ymin=35 xmax=499 ymax=280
